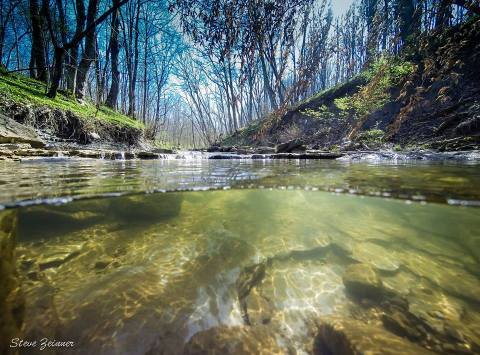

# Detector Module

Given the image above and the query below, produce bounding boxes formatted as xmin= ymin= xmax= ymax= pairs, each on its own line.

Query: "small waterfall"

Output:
xmin=100 ymin=151 xmax=105 ymax=159
xmin=120 ymin=151 xmax=125 ymax=160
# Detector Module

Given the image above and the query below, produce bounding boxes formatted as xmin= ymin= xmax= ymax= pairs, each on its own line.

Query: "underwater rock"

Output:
xmin=93 ymin=258 xmax=113 ymax=270
xmin=38 ymin=248 xmax=81 ymax=270
xmin=397 ymin=250 xmax=480 ymax=304
xmin=351 ymin=242 xmax=400 ymax=273
xmin=18 ymin=207 xmax=103 ymax=241
xmin=236 ymin=262 xmax=268 ymax=301
xmin=183 ymin=325 xmax=284 ymax=354
xmin=108 ymin=193 xmax=183 ymax=224
xmin=0 ymin=210 xmax=25 ymax=354
xmin=381 ymin=309 xmax=426 ymax=342
xmin=314 ymin=317 xmax=435 ymax=355
xmin=381 ymin=300 xmax=480 ymax=354
xmin=22 ymin=283 xmax=60 ymax=354
xmin=241 ymin=287 xmax=275 ymax=326
xmin=342 ymin=263 xmax=384 ymax=302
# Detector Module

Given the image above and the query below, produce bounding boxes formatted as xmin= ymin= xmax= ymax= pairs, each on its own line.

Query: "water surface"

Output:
xmin=2 ymin=158 xmax=480 ymax=354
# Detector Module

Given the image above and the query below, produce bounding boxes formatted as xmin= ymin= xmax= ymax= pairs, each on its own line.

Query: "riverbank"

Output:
xmin=1 ymin=69 xmax=479 ymax=163
xmin=219 ymin=18 xmax=480 ymax=153
xmin=1 ymin=142 xmax=479 ymax=162
xmin=0 ymin=70 xmax=144 ymax=146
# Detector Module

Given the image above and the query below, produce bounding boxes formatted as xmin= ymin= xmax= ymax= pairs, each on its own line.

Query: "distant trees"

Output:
xmin=172 ymin=0 xmax=477 ymax=143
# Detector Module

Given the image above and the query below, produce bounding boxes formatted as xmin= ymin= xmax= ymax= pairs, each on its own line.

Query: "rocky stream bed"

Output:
xmin=1 ymin=186 xmax=479 ymax=355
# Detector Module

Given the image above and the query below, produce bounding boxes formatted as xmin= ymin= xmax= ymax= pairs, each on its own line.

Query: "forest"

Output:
xmin=0 ymin=0 xmax=479 ymax=147
xmin=1 ymin=1 xmax=480 ymax=354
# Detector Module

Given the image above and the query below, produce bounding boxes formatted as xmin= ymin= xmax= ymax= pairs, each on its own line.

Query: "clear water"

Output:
xmin=2 ymin=158 xmax=480 ymax=354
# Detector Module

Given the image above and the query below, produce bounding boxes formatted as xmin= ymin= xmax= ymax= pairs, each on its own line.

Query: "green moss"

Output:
xmin=0 ymin=72 xmax=143 ymax=129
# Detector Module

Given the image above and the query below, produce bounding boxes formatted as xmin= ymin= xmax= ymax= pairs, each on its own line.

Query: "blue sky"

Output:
xmin=331 ymin=0 xmax=355 ymax=16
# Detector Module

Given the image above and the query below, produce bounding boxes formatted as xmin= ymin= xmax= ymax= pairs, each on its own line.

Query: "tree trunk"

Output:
xmin=128 ymin=0 xmax=141 ymax=117
xmin=47 ymin=47 xmax=64 ymax=98
xmin=105 ymin=0 xmax=120 ymax=108
xmin=43 ymin=0 xmax=130 ymax=98
xmin=142 ymin=13 xmax=148 ymax=123
xmin=66 ymin=0 xmax=86 ymax=93
xmin=364 ymin=0 xmax=378 ymax=65
xmin=436 ymin=0 xmax=451 ymax=29
xmin=259 ymin=48 xmax=277 ymax=110
xmin=395 ymin=0 xmax=418 ymax=45
xmin=29 ymin=0 xmax=47 ymax=82
xmin=75 ymin=0 xmax=99 ymax=99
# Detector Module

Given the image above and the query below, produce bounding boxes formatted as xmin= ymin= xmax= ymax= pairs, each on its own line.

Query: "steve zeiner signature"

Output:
xmin=10 ymin=338 xmax=75 ymax=351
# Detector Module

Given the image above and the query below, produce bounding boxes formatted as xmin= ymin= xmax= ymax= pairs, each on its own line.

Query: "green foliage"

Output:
xmin=356 ymin=129 xmax=385 ymax=144
xmin=333 ymin=97 xmax=352 ymax=111
xmin=364 ymin=56 xmax=415 ymax=82
xmin=335 ymin=57 xmax=415 ymax=119
xmin=301 ymin=105 xmax=335 ymax=120
xmin=0 ymin=72 xmax=143 ymax=129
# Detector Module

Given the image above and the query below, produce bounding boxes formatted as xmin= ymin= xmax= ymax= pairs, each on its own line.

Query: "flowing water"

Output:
xmin=1 ymin=157 xmax=480 ymax=354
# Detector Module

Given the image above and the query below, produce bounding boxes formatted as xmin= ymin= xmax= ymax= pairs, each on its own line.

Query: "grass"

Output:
xmin=334 ymin=57 xmax=415 ymax=118
xmin=0 ymin=71 xmax=143 ymax=129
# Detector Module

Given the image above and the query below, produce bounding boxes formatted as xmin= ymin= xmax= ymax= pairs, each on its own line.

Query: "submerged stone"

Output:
xmin=94 ymin=258 xmax=113 ymax=270
xmin=314 ymin=317 xmax=435 ymax=355
xmin=342 ymin=263 xmax=384 ymax=302
xmin=108 ymin=192 xmax=183 ymax=224
xmin=38 ymin=248 xmax=81 ymax=270
xmin=351 ymin=242 xmax=401 ymax=273
xmin=18 ymin=207 xmax=103 ymax=241
xmin=382 ymin=309 xmax=425 ymax=341
xmin=183 ymin=325 xmax=284 ymax=354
